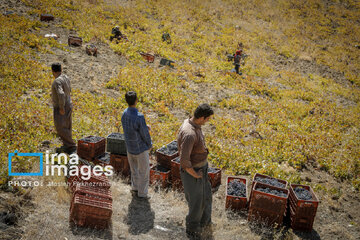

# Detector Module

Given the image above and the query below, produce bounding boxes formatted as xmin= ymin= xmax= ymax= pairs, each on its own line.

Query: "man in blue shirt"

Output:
xmin=121 ymin=91 xmax=152 ymax=199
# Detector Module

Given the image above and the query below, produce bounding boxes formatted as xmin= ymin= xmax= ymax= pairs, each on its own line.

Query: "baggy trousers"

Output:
xmin=180 ymin=163 xmax=212 ymax=233
xmin=127 ymin=150 xmax=150 ymax=197
xmin=53 ymin=104 xmax=76 ymax=148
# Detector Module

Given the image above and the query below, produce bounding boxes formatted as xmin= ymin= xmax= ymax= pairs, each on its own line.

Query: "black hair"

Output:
xmin=125 ymin=91 xmax=137 ymax=106
xmin=51 ymin=63 xmax=62 ymax=72
xmin=194 ymin=103 xmax=214 ymax=119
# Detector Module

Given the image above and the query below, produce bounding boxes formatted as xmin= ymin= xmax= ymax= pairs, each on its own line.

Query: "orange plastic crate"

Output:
xmin=150 ymin=164 xmax=171 ymax=188
xmin=208 ymin=167 xmax=221 ymax=188
xmin=225 ymin=176 xmax=248 ymax=211
xmin=77 ymin=136 xmax=105 ymax=160
xmin=110 ymin=153 xmax=130 ymax=176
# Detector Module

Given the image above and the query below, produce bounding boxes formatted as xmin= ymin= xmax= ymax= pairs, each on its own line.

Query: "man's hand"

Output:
xmin=185 ymin=168 xmax=202 ymax=179
xmin=59 ymin=108 xmax=65 ymax=115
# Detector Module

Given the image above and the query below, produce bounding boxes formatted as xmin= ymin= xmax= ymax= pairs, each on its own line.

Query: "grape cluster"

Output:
xmin=208 ymin=167 xmax=219 ymax=173
xmin=81 ymin=136 xmax=103 ymax=143
xmin=108 ymin=133 xmax=125 ymax=140
xmin=227 ymin=179 xmax=246 ymax=197
xmin=158 ymin=141 xmax=178 ymax=155
xmin=256 ymin=187 xmax=287 ymax=198
xmin=294 ymin=187 xmax=312 ymax=200
xmin=255 ymin=176 xmax=285 ymax=188
xmin=154 ymin=165 xmax=170 ymax=173
xmin=97 ymin=153 xmax=110 ymax=163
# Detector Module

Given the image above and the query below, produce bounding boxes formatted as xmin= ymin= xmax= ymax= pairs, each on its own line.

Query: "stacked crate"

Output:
xmin=153 ymin=140 xmax=178 ymax=188
xmin=288 ymin=184 xmax=319 ymax=231
xmin=248 ymin=182 xmax=289 ymax=226
xmin=225 ymin=176 xmax=248 ymax=211
xmin=70 ymin=179 xmax=112 ymax=229
xmin=107 ymin=133 xmax=130 ymax=177
xmin=68 ymin=166 xmax=112 ymax=229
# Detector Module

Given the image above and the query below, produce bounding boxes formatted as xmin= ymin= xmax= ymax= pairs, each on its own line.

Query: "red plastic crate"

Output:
xmin=150 ymin=164 xmax=171 ymax=188
xmin=208 ymin=167 xmax=221 ymax=188
xmin=67 ymin=165 xmax=110 ymax=192
xmin=73 ymin=184 xmax=112 ymax=203
xmin=110 ymin=154 xmax=130 ymax=176
xmin=225 ymin=176 xmax=248 ymax=211
xmin=70 ymin=194 xmax=112 ymax=229
xmin=68 ymin=36 xmax=83 ymax=47
xmin=140 ymin=52 xmax=155 ymax=63
xmin=250 ymin=173 xmax=288 ymax=202
xmin=156 ymin=141 xmax=178 ymax=169
xmin=40 ymin=14 xmax=54 ymax=21
xmin=171 ymin=157 xmax=180 ymax=179
xmin=248 ymin=182 xmax=289 ymax=226
xmin=288 ymin=184 xmax=319 ymax=231
xmin=77 ymin=136 xmax=106 ymax=160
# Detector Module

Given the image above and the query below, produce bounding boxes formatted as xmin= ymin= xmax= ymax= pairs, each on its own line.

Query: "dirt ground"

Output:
xmin=1 ymin=0 xmax=360 ymax=239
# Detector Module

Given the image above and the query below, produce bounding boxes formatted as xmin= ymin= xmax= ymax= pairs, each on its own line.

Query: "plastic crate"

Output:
xmin=110 ymin=154 xmax=130 ymax=176
xmin=208 ymin=167 xmax=221 ymax=188
xmin=68 ymin=36 xmax=83 ymax=47
xmin=73 ymin=184 xmax=112 ymax=203
xmin=225 ymin=176 xmax=248 ymax=211
xmin=171 ymin=157 xmax=180 ymax=179
xmin=106 ymin=133 xmax=127 ymax=155
xmin=159 ymin=58 xmax=175 ymax=68
xmin=140 ymin=52 xmax=155 ymax=63
xmin=250 ymin=173 xmax=288 ymax=202
xmin=150 ymin=164 xmax=171 ymax=188
xmin=288 ymin=184 xmax=319 ymax=231
xmin=171 ymin=176 xmax=183 ymax=191
xmin=40 ymin=14 xmax=54 ymax=21
xmin=93 ymin=153 xmax=110 ymax=167
xmin=248 ymin=182 xmax=289 ymax=226
xmin=85 ymin=44 xmax=97 ymax=56
xmin=70 ymin=194 xmax=112 ymax=229
xmin=77 ymin=136 xmax=106 ymax=160
xmin=156 ymin=141 xmax=178 ymax=169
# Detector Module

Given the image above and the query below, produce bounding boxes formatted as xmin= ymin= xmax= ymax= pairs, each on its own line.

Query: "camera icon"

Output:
xmin=8 ymin=150 xmax=43 ymax=176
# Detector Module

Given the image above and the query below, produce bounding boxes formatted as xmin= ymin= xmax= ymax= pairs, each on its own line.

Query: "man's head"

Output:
xmin=51 ymin=63 xmax=62 ymax=78
xmin=193 ymin=103 xmax=214 ymax=125
xmin=236 ymin=50 xmax=242 ymax=55
xmin=125 ymin=91 xmax=137 ymax=106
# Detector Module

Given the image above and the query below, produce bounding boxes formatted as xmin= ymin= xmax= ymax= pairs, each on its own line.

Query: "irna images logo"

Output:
xmin=8 ymin=150 xmax=113 ymax=180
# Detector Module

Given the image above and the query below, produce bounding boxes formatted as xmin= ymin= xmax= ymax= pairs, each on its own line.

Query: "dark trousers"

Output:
xmin=235 ymin=64 xmax=240 ymax=74
xmin=180 ymin=164 xmax=212 ymax=233
xmin=53 ymin=104 xmax=76 ymax=148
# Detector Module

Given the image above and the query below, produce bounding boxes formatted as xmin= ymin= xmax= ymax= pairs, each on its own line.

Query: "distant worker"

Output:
xmin=234 ymin=50 xmax=242 ymax=75
xmin=121 ymin=91 xmax=152 ymax=200
xmin=110 ymin=26 xmax=123 ymax=41
xmin=51 ymin=63 xmax=76 ymax=154
xmin=177 ymin=103 xmax=214 ymax=240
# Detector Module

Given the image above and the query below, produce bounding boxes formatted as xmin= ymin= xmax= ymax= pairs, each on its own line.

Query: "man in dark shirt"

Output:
xmin=121 ymin=91 xmax=152 ymax=199
xmin=234 ymin=50 xmax=242 ymax=74
xmin=51 ymin=63 xmax=76 ymax=154
xmin=177 ymin=104 xmax=214 ymax=239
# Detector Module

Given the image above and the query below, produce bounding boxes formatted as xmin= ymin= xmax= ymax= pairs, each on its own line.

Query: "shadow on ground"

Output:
xmin=124 ymin=196 xmax=155 ymax=235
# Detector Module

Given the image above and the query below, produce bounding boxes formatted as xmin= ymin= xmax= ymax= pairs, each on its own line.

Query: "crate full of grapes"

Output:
xmin=150 ymin=164 xmax=171 ymax=188
xmin=171 ymin=157 xmax=180 ymax=179
xmin=110 ymin=154 xmax=130 ymax=177
xmin=225 ymin=176 xmax=248 ymax=211
xmin=250 ymin=173 xmax=288 ymax=202
xmin=106 ymin=133 xmax=127 ymax=155
xmin=289 ymin=184 xmax=319 ymax=231
xmin=248 ymin=182 xmax=289 ymax=226
xmin=77 ymin=136 xmax=106 ymax=160
xmin=208 ymin=167 xmax=221 ymax=189
xmin=156 ymin=140 xmax=178 ymax=169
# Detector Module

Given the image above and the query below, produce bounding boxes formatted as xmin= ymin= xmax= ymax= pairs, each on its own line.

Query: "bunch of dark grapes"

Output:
xmin=208 ymin=167 xmax=219 ymax=173
xmin=159 ymin=140 xmax=178 ymax=155
xmin=108 ymin=133 xmax=125 ymax=140
xmin=82 ymin=136 xmax=103 ymax=143
xmin=294 ymin=187 xmax=312 ymax=200
xmin=154 ymin=165 xmax=170 ymax=172
xmin=256 ymin=187 xmax=287 ymax=198
xmin=255 ymin=176 xmax=285 ymax=188
xmin=227 ymin=179 xmax=246 ymax=197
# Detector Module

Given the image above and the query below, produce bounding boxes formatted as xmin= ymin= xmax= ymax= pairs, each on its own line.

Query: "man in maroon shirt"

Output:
xmin=177 ymin=103 xmax=214 ymax=239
